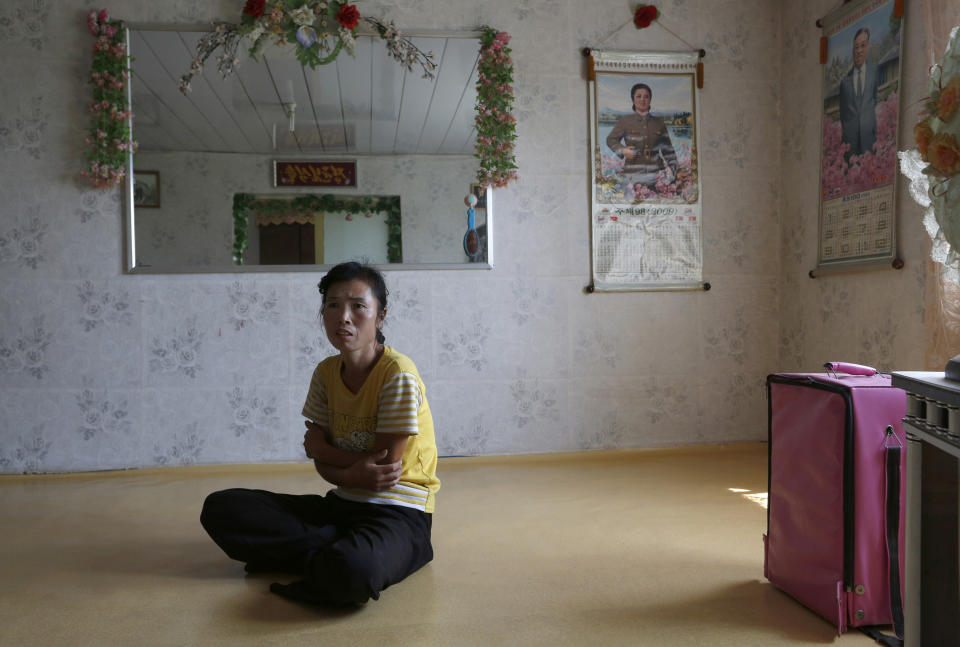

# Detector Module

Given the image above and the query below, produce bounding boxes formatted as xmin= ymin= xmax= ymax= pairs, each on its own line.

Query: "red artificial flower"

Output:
xmin=337 ymin=4 xmax=361 ymax=31
xmin=634 ymin=4 xmax=659 ymax=29
xmin=243 ymin=0 xmax=266 ymax=18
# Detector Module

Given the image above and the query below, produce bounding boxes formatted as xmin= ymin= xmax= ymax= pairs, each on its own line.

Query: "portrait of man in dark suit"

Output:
xmin=838 ymin=27 xmax=879 ymax=161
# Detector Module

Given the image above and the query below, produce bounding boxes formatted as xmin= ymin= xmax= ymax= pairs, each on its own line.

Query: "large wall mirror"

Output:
xmin=124 ymin=27 xmax=493 ymax=273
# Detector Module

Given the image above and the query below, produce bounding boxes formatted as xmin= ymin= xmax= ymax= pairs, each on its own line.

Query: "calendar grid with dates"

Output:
xmin=819 ymin=185 xmax=894 ymax=262
xmin=593 ymin=206 xmax=702 ymax=284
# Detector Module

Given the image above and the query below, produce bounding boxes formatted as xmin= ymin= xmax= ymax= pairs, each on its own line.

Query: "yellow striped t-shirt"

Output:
xmin=302 ymin=346 xmax=440 ymax=513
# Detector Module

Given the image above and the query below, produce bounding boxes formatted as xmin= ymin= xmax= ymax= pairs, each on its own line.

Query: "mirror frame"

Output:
xmin=122 ymin=25 xmax=495 ymax=274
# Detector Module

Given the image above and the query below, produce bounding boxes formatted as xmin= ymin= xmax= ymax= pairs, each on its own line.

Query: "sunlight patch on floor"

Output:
xmin=729 ymin=487 xmax=768 ymax=509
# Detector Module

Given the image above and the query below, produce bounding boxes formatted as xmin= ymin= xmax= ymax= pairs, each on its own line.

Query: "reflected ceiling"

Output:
xmin=129 ymin=29 xmax=481 ymax=156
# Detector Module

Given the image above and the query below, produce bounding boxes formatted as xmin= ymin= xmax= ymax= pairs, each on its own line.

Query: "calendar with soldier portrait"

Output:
xmin=587 ymin=49 xmax=703 ymax=291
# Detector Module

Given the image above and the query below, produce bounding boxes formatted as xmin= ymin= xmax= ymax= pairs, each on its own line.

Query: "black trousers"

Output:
xmin=200 ymin=488 xmax=433 ymax=605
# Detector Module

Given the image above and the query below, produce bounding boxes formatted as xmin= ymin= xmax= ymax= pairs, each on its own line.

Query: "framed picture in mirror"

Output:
xmin=133 ymin=170 xmax=160 ymax=208
xmin=273 ymin=160 xmax=357 ymax=188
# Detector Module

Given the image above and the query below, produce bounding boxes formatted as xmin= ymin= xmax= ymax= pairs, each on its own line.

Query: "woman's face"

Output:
xmin=321 ymin=278 xmax=383 ymax=354
xmin=632 ymin=88 xmax=651 ymax=114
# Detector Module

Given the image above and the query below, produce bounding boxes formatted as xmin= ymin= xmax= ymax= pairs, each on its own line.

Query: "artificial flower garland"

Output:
xmin=899 ymin=26 xmax=960 ymax=284
xmin=475 ymin=27 xmax=518 ymax=188
xmin=178 ymin=0 xmax=437 ymax=94
xmin=82 ymin=9 xmax=137 ymax=188
xmin=232 ymin=193 xmax=256 ymax=264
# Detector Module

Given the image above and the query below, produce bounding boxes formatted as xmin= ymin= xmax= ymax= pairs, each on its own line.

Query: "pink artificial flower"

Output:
xmin=87 ymin=10 xmax=99 ymax=36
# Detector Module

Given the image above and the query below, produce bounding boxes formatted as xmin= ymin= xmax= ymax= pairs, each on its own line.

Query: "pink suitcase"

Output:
xmin=764 ymin=362 xmax=906 ymax=644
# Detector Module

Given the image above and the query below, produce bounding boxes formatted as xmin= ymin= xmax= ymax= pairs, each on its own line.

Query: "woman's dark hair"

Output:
xmin=318 ymin=262 xmax=389 ymax=344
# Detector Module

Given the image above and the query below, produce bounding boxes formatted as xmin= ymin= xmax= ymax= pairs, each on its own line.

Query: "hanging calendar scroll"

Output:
xmin=817 ymin=0 xmax=903 ymax=272
xmin=587 ymin=50 xmax=703 ymax=292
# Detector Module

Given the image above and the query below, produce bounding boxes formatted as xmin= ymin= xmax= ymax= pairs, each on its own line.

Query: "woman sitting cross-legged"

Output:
xmin=200 ymin=261 xmax=440 ymax=606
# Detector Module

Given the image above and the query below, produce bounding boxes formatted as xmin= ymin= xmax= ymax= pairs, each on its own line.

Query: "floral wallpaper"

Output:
xmin=0 ymin=0 xmax=930 ymax=474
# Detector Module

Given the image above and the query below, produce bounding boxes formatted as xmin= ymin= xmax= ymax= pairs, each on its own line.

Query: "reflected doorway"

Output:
xmin=241 ymin=194 xmax=402 ymax=265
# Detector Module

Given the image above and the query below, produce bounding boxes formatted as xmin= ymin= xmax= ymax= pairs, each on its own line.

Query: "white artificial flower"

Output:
xmin=290 ymin=6 xmax=315 ymax=26
xmin=339 ymin=28 xmax=355 ymax=54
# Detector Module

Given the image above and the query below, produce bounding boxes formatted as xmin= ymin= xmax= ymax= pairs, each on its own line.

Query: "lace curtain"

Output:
xmin=922 ymin=0 xmax=960 ymax=64
xmin=920 ymin=1 xmax=960 ymax=369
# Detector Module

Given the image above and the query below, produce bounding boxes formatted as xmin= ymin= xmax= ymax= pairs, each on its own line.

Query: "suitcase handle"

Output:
xmin=823 ymin=362 xmax=877 ymax=376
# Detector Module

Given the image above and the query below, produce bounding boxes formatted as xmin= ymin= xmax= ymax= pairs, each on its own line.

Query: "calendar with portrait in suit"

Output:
xmin=818 ymin=0 xmax=903 ymax=270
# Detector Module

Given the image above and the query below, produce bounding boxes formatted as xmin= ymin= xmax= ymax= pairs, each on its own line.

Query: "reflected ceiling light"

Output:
xmin=284 ymin=79 xmax=296 ymax=132
xmin=283 ymin=101 xmax=296 ymax=132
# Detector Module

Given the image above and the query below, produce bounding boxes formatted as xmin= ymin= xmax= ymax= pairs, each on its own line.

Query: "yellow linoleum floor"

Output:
xmin=0 ymin=443 xmax=879 ymax=646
